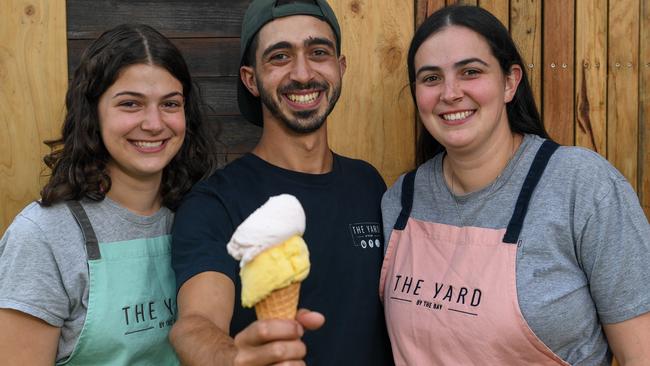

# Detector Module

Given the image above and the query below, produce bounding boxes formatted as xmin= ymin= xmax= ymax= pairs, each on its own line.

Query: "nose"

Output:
xmin=440 ymin=78 xmax=463 ymax=104
xmin=140 ymin=106 xmax=165 ymax=134
xmin=290 ymin=54 xmax=315 ymax=84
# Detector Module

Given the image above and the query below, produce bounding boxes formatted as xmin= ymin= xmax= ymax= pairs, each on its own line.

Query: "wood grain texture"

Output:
xmin=543 ymin=0 xmax=575 ymax=146
xmin=327 ymin=0 xmax=415 ymax=185
xmin=607 ymin=0 xmax=639 ymax=189
xmin=416 ymin=0 xmax=446 ymax=26
xmin=66 ymin=0 xmax=251 ymax=38
xmin=510 ymin=0 xmax=542 ymax=111
xmin=640 ymin=0 xmax=649 ymax=217
xmin=480 ymin=0 xmax=510 ymax=28
xmin=451 ymin=0 xmax=478 ymax=5
xmin=195 ymin=77 xmax=240 ymax=115
xmin=68 ymin=38 xmax=240 ymax=78
xmin=0 ymin=0 xmax=68 ymax=234
xmin=575 ymin=0 xmax=607 ymax=154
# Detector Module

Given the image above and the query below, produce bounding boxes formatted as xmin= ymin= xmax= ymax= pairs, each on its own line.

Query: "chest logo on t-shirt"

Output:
xmin=349 ymin=222 xmax=383 ymax=249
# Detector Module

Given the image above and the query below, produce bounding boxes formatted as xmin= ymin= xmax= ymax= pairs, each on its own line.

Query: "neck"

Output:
xmin=105 ymin=164 xmax=163 ymax=216
xmin=444 ymin=132 xmax=522 ymax=195
xmin=253 ymin=118 xmax=333 ymax=174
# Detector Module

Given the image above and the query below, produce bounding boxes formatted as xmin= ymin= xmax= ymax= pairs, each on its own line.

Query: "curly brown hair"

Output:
xmin=40 ymin=24 xmax=218 ymax=210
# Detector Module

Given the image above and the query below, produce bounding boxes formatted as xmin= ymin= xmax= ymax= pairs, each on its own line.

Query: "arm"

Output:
xmin=170 ymin=271 xmax=322 ymax=366
xmin=603 ymin=312 xmax=650 ymax=366
xmin=0 ymin=308 xmax=60 ymax=364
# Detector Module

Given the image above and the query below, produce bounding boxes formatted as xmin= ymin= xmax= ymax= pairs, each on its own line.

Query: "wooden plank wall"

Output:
xmin=0 ymin=0 xmax=68 ymax=234
xmin=328 ymin=1 xmax=415 ymax=184
xmin=417 ymin=0 xmax=650 ymax=220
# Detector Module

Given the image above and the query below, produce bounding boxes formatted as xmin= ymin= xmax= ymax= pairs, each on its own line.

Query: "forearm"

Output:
xmin=170 ymin=314 xmax=237 ymax=366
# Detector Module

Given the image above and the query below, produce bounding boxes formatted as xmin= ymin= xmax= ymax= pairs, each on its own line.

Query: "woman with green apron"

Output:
xmin=0 ymin=24 xmax=217 ymax=364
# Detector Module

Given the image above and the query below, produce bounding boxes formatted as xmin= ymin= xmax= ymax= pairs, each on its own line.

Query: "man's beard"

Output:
xmin=258 ymin=79 xmax=342 ymax=134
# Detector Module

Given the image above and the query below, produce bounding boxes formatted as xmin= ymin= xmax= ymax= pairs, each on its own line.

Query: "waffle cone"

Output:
xmin=255 ymin=282 xmax=301 ymax=320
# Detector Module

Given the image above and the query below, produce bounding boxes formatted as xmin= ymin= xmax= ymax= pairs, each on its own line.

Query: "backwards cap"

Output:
xmin=237 ymin=0 xmax=342 ymax=126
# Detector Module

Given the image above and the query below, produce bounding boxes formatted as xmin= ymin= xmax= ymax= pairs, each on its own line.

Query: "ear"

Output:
xmin=504 ymin=64 xmax=522 ymax=103
xmin=338 ymin=54 xmax=347 ymax=77
xmin=240 ymin=65 xmax=259 ymax=97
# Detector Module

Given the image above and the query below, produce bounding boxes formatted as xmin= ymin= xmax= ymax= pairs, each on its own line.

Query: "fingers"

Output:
xmin=235 ymin=319 xmax=303 ymax=346
xmin=233 ymin=319 xmax=306 ymax=366
xmin=295 ymin=309 xmax=325 ymax=331
xmin=234 ymin=338 xmax=306 ymax=366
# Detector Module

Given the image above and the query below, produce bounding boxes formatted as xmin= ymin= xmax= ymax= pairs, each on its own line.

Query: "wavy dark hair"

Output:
xmin=408 ymin=5 xmax=550 ymax=165
xmin=40 ymin=24 xmax=218 ymax=210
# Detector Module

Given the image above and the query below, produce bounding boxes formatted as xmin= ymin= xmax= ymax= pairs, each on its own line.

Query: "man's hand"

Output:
xmin=232 ymin=309 xmax=325 ymax=366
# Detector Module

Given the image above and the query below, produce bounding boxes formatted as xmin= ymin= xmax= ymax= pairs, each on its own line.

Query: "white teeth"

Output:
xmin=287 ymin=92 xmax=319 ymax=104
xmin=442 ymin=110 xmax=474 ymax=121
xmin=133 ymin=140 xmax=163 ymax=148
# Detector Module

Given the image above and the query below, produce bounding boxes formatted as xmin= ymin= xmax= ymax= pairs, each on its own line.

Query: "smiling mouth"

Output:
xmin=130 ymin=140 xmax=166 ymax=149
xmin=286 ymin=91 xmax=320 ymax=104
xmin=441 ymin=110 xmax=475 ymax=121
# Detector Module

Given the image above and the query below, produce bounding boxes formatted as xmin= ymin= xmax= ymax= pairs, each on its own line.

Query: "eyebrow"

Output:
xmin=416 ymin=57 xmax=489 ymax=77
xmin=261 ymin=37 xmax=336 ymax=59
xmin=261 ymin=41 xmax=293 ymax=59
xmin=112 ymin=91 xmax=184 ymax=99
xmin=305 ymin=37 xmax=335 ymax=50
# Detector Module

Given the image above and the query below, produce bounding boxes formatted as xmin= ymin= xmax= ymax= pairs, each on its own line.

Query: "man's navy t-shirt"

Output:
xmin=172 ymin=153 xmax=394 ymax=365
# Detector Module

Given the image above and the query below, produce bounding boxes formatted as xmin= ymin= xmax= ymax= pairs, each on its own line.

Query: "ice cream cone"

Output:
xmin=255 ymin=282 xmax=301 ymax=320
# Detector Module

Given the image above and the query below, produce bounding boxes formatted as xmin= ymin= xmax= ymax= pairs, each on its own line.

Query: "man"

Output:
xmin=170 ymin=0 xmax=393 ymax=364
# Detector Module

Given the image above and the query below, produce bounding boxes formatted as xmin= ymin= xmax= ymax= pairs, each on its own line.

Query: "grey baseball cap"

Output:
xmin=237 ymin=0 xmax=342 ymax=126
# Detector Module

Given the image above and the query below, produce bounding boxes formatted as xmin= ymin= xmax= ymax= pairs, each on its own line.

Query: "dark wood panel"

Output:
xmin=197 ymin=76 xmax=239 ymax=115
xmin=207 ymin=115 xmax=261 ymax=168
xmin=67 ymin=38 xmax=240 ymax=77
xmin=66 ymin=0 xmax=252 ymax=38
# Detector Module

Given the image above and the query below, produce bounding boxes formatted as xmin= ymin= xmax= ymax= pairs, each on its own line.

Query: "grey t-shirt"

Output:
xmin=0 ymin=198 xmax=173 ymax=362
xmin=382 ymin=134 xmax=650 ymax=365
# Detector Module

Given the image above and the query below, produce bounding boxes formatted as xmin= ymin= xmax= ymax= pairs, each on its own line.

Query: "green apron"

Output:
xmin=59 ymin=201 xmax=180 ymax=365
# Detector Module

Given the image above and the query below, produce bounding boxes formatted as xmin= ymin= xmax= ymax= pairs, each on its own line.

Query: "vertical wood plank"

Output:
xmin=416 ymin=0 xmax=446 ymax=26
xmin=0 ymin=0 xmax=67 ymax=234
xmin=328 ymin=0 xmax=415 ymax=185
xmin=640 ymin=0 xmax=650 ymax=217
xmin=480 ymin=0 xmax=510 ymax=29
xmin=543 ymin=0 xmax=575 ymax=146
xmin=608 ymin=0 xmax=640 ymax=189
xmin=575 ymin=0 xmax=607 ymax=154
xmin=510 ymin=0 xmax=542 ymax=113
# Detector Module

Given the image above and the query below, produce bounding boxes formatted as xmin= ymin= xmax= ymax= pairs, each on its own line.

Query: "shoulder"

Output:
xmin=553 ymin=145 xmax=622 ymax=178
xmin=335 ymin=154 xmax=385 ymax=184
xmin=383 ymin=158 xmax=437 ymax=207
xmin=547 ymin=144 xmax=628 ymax=201
xmin=7 ymin=201 xmax=74 ymax=235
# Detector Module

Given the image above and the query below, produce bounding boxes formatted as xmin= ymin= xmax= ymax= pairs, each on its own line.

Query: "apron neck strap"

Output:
xmin=394 ymin=170 xmax=417 ymax=231
xmin=503 ymin=139 xmax=560 ymax=244
xmin=66 ymin=200 xmax=101 ymax=260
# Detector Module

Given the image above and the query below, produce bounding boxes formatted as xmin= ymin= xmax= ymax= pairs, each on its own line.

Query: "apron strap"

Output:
xmin=394 ymin=170 xmax=417 ymax=230
xmin=66 ymin=200 xmax=101 ymax=260
xmin=503 ymin=140 xmax=560 ymax=244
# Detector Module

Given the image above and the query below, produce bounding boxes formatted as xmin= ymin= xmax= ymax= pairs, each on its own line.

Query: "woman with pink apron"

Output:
xmin=380 ymin=5 xmax=650 ymax=365
xmin=381 ymin=140 xmax=571 ymax=365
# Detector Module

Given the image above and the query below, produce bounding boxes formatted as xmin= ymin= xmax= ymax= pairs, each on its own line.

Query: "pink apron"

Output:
xmin=380 ymin=141 xmax=570 ymax=365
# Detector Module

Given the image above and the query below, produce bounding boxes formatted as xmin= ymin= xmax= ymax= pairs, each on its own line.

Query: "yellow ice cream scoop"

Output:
xmin=240 ymin=234 xmax=310 ymax=308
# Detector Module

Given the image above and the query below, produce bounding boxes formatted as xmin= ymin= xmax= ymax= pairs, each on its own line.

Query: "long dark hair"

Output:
xmin=40 ymin=24 xmax=218 ymax=210
xmin=408 ymin=5 xmax=549 ymax=165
